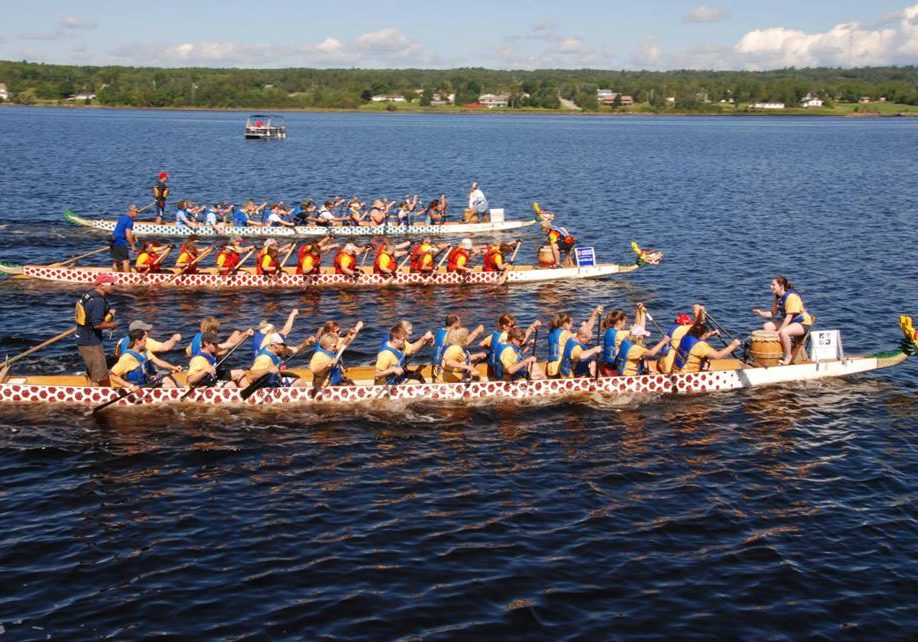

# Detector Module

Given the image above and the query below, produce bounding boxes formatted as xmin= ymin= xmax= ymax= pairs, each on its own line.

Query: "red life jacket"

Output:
xmin=333 ymin=250 xmax=351 ymax=274
xmin=256 ymin=248 xmax=277 ymax=275
xmin=447 ymin=247 xmax=470 ymax=272
xmin=296 ymin=246 xmax=321 ymax=275
xmin=176 ymin=244 xmax=198 ymax=273
xmin=483 ymin=246 xmax=502 ymax=272
xmin=216 ymin=248 xmax=240 ymax=275
xmin=409 ymin=244 xmax=426 ymax=272
xmin=374 ymin=250 xmax=394 ymax=275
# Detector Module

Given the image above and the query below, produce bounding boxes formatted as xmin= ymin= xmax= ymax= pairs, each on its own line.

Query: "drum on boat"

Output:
xmin=748 ymin=330 xmax=783 ymax=366
xmin=537 ymin=245 xmax=555 ymax=267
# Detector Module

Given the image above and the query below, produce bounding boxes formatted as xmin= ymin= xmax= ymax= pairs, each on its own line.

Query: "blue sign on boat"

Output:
xmin=575 ymin=246 xmax=596 ymax=267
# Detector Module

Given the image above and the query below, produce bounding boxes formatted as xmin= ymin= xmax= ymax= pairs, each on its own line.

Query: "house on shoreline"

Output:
xmin=0 ymin=83 xmax=9 ymax=101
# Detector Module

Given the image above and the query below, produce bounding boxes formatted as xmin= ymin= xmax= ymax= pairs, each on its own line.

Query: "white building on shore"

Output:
xmin=0 ymin=83 xmax=9 ymax=101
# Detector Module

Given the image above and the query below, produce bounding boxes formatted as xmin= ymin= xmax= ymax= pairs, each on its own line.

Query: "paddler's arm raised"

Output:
xmin=522 ymin=319 xmax=543 ymax=344
xmin=407 ymin=331 xmax=434 ymax=355
xmin=466 ymin=324 xmax=486 ymax=346
xmin=279 ymin=309 xmax=299 ymax=337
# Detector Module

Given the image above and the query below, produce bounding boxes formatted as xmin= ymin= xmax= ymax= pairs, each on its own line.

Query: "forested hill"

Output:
xmin=1 ymin=60 xmax=916 ymax=111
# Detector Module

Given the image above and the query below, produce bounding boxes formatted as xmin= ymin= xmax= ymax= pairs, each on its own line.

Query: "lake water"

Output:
xmin=0 ymin=107 xmax=916 ymax=640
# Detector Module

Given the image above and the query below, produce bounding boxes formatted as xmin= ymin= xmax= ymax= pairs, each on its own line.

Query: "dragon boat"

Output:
xmin=64 ymin=211 xmax=536 ymax=239
xmin=1 ymin=318 xmax=914 ymax=409
xmin=0 ymin=256 xmax=659 ymax=290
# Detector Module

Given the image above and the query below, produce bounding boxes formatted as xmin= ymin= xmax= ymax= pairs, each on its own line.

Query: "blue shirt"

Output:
xmin=111 ymin=215 xmax=134 ymax=247
xmin=74 ymin=291 xmax=111 ymax=346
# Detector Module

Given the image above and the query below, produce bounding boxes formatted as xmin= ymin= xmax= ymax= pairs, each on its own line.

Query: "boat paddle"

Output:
xmin=276 ymin=243 xmax=297 ymax=275
xmin=526 ymin=327 xmax=540 ymax=380
xmin=703 ymin=311 xmax=748 ymax=363
xmin=385 ymin=253 xmax=412 ymax=286
xmin=179 ymin=329 xmax=253 ymax=401
xmin=136 ymin=201 xmax=157 ymax=215
xmin=0 ymin=327 xmax=77 ymax=382
xmin=50 ymin=246 xmax=110 ymax=268
xmin=227 ymin=248 xmax=256 ymax=277
xmin=424 ymin=245 xmax=452 ymax=282
xmin=312 ymin=321 xmax=364 ymax=399
xmin=90 ymin=371 xmax=171 ymax=415
xmin=497 ymin=240 xmax=523 ymax=286
xmin=169 ymin=247 xmax=214 ymax=282
xmin=239 ymin=335 xmax=316 ymax=401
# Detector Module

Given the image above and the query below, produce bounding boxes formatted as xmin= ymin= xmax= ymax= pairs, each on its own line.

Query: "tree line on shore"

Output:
xmin=1 ymin=60 xmax=917 ymax=110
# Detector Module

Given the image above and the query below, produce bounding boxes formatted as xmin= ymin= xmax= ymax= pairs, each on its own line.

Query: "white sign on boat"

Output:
xmin=810 ymin=329 xmax=844 ymax=361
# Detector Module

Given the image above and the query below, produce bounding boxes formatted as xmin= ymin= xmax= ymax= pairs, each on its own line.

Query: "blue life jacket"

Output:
xmin=252 ymin=332 xmax=267 ymax=360
xmin=600 ymin=328 xmax=619 ymax=365
xmin=431 ymin=328 xmax=450 ymax=369
xmin=486 ymin=330 xmax=504 ymax=371
xmin=493 ymin=342 xmax=526 ymax=381
xmin=115 ymin=335 xmax=129 ymax=358
xmin=233 ymin=211 xmax=249 ymax=228
xmin=189 ymin=332 xmax=203 ymax=357
xmin=778 ymin=289 xmax=808 ymax=325
xmin=659 ymin=323 xmax=681 ymax=357
xmin=548 ymin=327 xmax=566 ymax=364
xmin=382 ymin=344 xmax=406 ymax=385
xmin=123 ymin=349 xmax=155 ymax=385
xmin=673 ymin=334 xmax=702 ymax=371
xmin=560 ymin=338 xmax=590 ymax=377
xmin=256 ymin=346 xmax=285 ymax=387
xmin=614 ymin=338 xmax=645 ymax=376
xmin=315 ymin=346 xmax=346 ymax=385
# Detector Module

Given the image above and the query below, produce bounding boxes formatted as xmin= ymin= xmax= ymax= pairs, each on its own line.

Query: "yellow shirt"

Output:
xmin=441 ymin=344 xmax=467 ymax=383
xmin=546 ymin=329 xmax=571 ymax=377
xmin=377 ymin=253 xmax=394 ymax=271
xmin=454 ymin=253 xmax=468 ymax=269
xmin=375 ymin=343 xmax=402 ymax=372
xmin=177 ymin=250 xmax=194 ymax=265
xmin=188 ymin=354 xmax=214 ymax=378
xmin=300 ymin=254 xmax=316 ymax=273
xmin=679 ymin=340 xmax=716 ymax=373
xmin=658 ymin=325 xmax=691 ymax=374
xmin=251 ymin=353 xmax=276 ymax=374
xmin=783 ymin=292 xmax=813 ymax=325
xmin=309 ymin=350 xmax=335 ymax=374
xmin=110 ymin=352 xmax=143 ymax=379
xmin=499 ymin=345 xmax=522 ymax=379
xmin=621 ymin=344 xmax=649 ymax=376
xmin=338 ymin=254 xmax=354 ymax=271
xmin=260 ymin=254 xmax=275 ymax=271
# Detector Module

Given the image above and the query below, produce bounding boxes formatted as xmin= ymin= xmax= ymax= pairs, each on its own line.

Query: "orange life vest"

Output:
xmin=447 ymin=247 xmax=470 ymax=272
xmin=374 ymin=249 xmax=395 ymax=275
xmin=334 ymin=250 xmax=354 ymax=274
xmin=216 ymin=248 xmax=240 ymax=275
xmin=256 ymin=248 xmax=278 ymax=275
xmin=483 ymin=246 xmax=503 ymax=272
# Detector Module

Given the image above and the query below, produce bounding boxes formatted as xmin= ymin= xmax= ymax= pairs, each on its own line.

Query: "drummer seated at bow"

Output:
xmin=439 ymin=326 xmax=488 ymax=383
xmin=236 ymin=333 xmax=316 ymax=390
xmin=672 ymin=313 xmax=742 ymax=374
xmin=372 ymin=239 xmax=410 ymax=275
xmin=753 ymin=275 xmax=813 ymax=365
xmin=614 ymin=306 xmax=671 ymax=376
xmin=175 ymin=236 xmax=212 ymax=274
xmin=109 ymin=328 xmax=183 ymax=390
xmin=546 ymin=306 xmax=603 ymax=378
xmin=215 ymin=237 xmax=254 ymax=275
xmin=186 ymin=332 xmax=249 ymax=389
xmin=495 ymin=327 xmax=544 ymax=381
xmin=134 ymin=241 xmax=172 ymax=273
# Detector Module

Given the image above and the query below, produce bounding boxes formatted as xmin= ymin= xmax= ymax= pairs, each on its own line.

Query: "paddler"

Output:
xmin=375 ymin=320 xmax=434 ymax=383
xmin=546 ymin=306 xmax=603 ymax=378
xmin=256 ymin=239 xmax=294 ymax=277
xmin=152 ymin=171 xmax=169 ymax=224
xmin=317 ymin=320 xmax=360 ymax=352
xmin=495 ymin=327 xmax=544 ymax=380
xmin=134 ymin=240 xmax=172 ymax=273
xmin=174 ymin=200 xmax=202 ymax=229
xmin=409 ymin=237 xmax=448 ymax=273
xmin=113 ymin=320 xmax=182 ymax=361
xmin=186 ymin=316 xmax=247 ymax=357
xmin=296 ymin=236 xmax=338 ymax=276
xmin=251 ymin=309 xmax=299 ymax=360
xmin=559 ymin=326 xmax=603 ymax=378
xmin=432 ymin=314 xmax=482 ymax=380
xmin=439 ymin=326 xmax=488 ymax=383
xmin=614 ymin=308 xmax=671 ymax=376
xmin=175 ymin=235 xmax=206 ymax=274
xmin=264 ymin=202 xmax=296 ymax=227
xmin=480 ymin=314 xmax=541 ymax=380
xmin=753 ymin=275 xmax=813 ymax=366
xmin=215 ymin=237 xmax=254 ymax=275
xmin=110 ymin=204 xmax=139 ymax=273
xmin=446 ymin=238 xmax=478 ymax=273
xmin=309 ymin=327 xmax=360 ymax=388
xmin=540 ymin=219 xmax=576 ymax=267
xmin=367 ymin=199 xmax=390 ymax=226
xmin=334 ymin=243 xmax=364 ymax=277
xmin=673 ymin=313 xmax=742 ymax=373
xmin=482 ymin=242 xmax=516 ymax=273
xmin=237 ymin=332 xmax=316 ymax=390
xmin=233 ymin=200 xmax=266 ymax=227
xmin=597 ymin=309 xmax=629 ymax=376
xmin=74 ymin=273 xmax=118 ymax=385
xmin=108 ymin=327 xmax=183 ymax=390
xmin=372 ymin=239 xmax=405 ymax=276
xmin=375 ymin=325 xmax=410 ymax=385
xmin=186 ymin=331 xmax=252 ymax=389
xmin=656 ymin=309 xmax=699 ymax=374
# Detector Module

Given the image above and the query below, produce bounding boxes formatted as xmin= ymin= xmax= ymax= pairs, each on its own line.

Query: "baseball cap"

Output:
xmin=158 ymin=171 xmax=169 ymax=180
xmin=201 ymin=332 xmax=220 ymax=345
xmin=94 ymin=273 xmax=116 ymax=285
xmin=129 ymin=320 xmax=153 ymax=332
xmin=460 ymin=238 xmax=473 ymax=250
xmin=675 ymin=314 xmax=692 ymax=326
xmin=267 ymin=333 xmax=287 ymax=346
xmin=630 ymin=324 xmax=651 ymax=337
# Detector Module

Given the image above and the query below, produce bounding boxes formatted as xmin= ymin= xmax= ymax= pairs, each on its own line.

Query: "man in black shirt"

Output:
xmin=75 ymin=273 xmax=118 ymax=384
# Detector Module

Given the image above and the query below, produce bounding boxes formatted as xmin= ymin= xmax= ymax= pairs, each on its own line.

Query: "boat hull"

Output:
xmin=64 ymin=211 xmax=536 ymax=238
xmin=0 ymin=353 xmax=905 ymax=408
xmin=9 ymin=263 xmax=639 ymax=289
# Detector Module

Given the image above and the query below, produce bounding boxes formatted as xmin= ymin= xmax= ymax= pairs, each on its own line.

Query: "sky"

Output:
xmin=2 ymin=0 xmax=918 ymax=71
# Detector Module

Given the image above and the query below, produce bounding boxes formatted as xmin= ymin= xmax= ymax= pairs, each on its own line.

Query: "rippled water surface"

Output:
xmin=1 ymin=107 xmax=916 ymax=640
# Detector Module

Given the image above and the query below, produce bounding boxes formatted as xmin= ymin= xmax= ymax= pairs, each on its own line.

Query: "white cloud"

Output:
xmin=20 ymin=32 xmax=61 ymax=41
xmin=61 ymin=16 xmax=97 ymax=30
xmin=684 ymin=5 xmax=729 ymax=24
xmin=483 ymin=22 xmax=607 ymax=68
xmin=110 ymin=41 xmax=290 ymax=66
xmin=630 ymin=36 xmax=662 ymax=68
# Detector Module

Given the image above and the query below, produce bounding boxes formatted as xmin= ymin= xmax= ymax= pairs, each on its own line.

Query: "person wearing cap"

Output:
xmin=109 ymin=328 xmax=182 ymax=390
xmin=334 ymin=243 xmax=364 ymax=277
xmin=467 ymin=181 xmax=489 ymax=223
xmin=153 ymin=171 xmax=170 ymax=223
xmin=110 ymin=204 xmax=139 ymax=273
xmin=673 ymin=314 xmax=742 ymax=374
xmin=447 ymin=238 xmax=477 ymax=273
xmin=494 ymin=327 xmax=543 ymax=381
xmin=135 ymin=240 xmax=173 ymax=273
xmin=74 ymin=274 xmax=118 ymax=384
xmin=215 ymin=237 xmax=254 ymax=275
xmin=657 ymin=306 xmax=703 ymax=374
xmin=238 ymin=332 xmax=316 ymax=390
xmin=613 ymin=305 xmax=670 ymax=376
xmin=113 ymin=320 xmax=181 ymax=362
xmin=186 ymin=331 xmax=250 ymax=388
xmin=251 ymin=309 xmax=299 ymax=360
